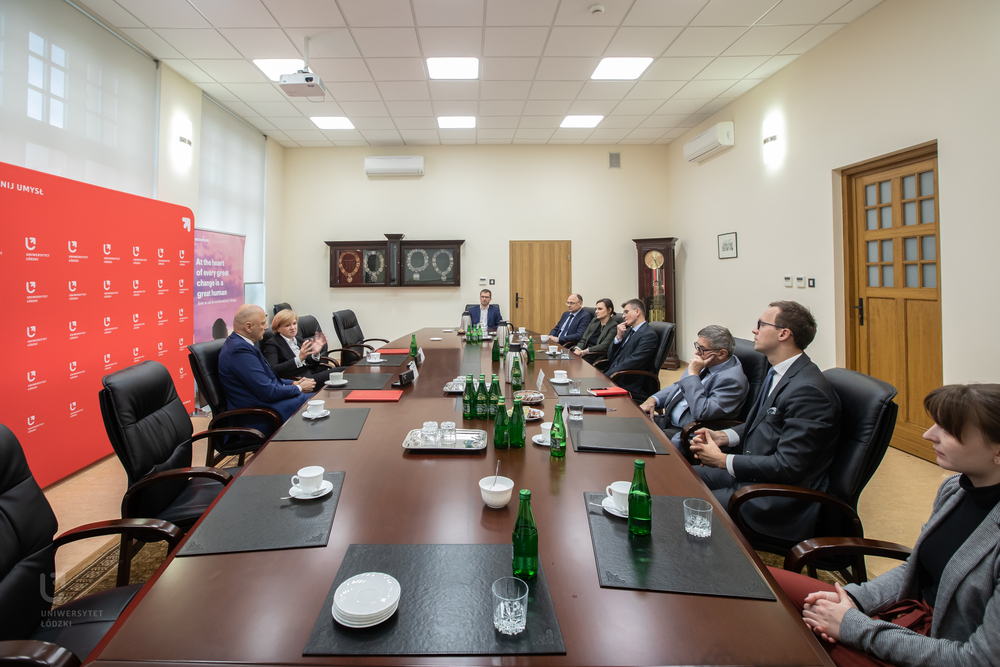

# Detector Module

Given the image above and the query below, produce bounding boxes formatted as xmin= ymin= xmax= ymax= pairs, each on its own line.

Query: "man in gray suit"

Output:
xmin=690 ymin=301 xmax=841 ymax=543
xmin=638 ymin=325 xmax=748 ymax=449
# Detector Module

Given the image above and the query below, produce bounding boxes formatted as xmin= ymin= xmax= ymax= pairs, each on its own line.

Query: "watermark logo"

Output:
xmin=27 ymin=325 xmax=36 ymax=338
xmin=25 ymin=237 xmax=37 ymax=250
xmin=68 ymin=240 xmax=77 ymax=252
xmin=26 ymin=281 xmax=36 ymax=294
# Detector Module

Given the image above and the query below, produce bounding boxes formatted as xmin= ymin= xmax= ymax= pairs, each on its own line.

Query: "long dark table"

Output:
xmin=89 ymin=328 xmax=833 ymax=667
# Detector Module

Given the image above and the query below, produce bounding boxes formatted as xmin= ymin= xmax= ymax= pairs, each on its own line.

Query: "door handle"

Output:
xmin=515 ymin=292 xmax=521 ymax=308
xmin=854 ymin=297 xmax=864 ymax=326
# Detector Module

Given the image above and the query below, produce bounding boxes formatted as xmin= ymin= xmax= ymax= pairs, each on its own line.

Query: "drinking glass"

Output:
xmin=568 ymin=379 xmax=581 ymax=395
xmin=440 ymin=421 xmax=457 ymax=445
xmin=421 ymin=421 xmax=439 ymax=447
xmin=492 ymin=577 xmax=528 ymax=635
xmin=684 ymin=498 xmax=713 ymax=538
xmin=567 ymin=403 xmax=584 ymax=421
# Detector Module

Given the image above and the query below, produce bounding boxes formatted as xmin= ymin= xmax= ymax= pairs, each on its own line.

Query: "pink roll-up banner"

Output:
xmin=193 ymin=230 xmax=245 ymax=343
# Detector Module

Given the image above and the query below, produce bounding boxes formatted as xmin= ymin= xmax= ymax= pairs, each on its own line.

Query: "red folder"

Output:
xmin=345 ymin=390 xmax=403 ymax=402
xmin=375 ymin=348 xmax=410 ymax=354
xmin=588 ymin=387 xmax=629 ymax=397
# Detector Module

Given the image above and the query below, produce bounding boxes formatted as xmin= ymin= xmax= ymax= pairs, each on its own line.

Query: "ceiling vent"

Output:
xmin=608 ymin=152 xmax=621 ymax=169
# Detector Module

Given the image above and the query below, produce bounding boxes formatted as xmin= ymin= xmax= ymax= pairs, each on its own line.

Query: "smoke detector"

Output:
xmin=590 ymin=4 xmax=605 ymax=14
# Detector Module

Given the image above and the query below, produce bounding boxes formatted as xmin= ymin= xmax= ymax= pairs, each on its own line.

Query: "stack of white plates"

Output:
xmin=332 ymin=572 xmax=400 ymax=628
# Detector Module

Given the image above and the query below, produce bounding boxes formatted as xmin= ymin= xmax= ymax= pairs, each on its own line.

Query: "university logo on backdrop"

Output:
xmin=133 ymin=279 xmax=140 ymax=289
xmin=104 ymin=353 xmax=111 ymax=363
xmin=133 ymin=313 xmax=140 ymax=323
xmin=157 ymin=279 xmax=164 ymax=289
xmin=158 ymin=248 xmax=164 ymax=258
xmin=68 ymin=240 xmax=77 ymax=252
xmin=26 ymin=281 xmax=36 ymax=293
xmin=68 ymin=280 xmax=77 ymax=292
xmin=27 ymin=416 xmax=36 ymax=427
xmin=104 ymin=316 xmax=111 ymax=327
xmin=27 ymin=371 xmax=36 ymax=382
xmin=133 ymin=246 xmax=140 ymax=257
xmin=69 ymin=361 xmax=77 ymax=372
xmin=68 ymin=320 xmax=77 ymax=332
xmin=103 ymin=243 xmax=111 ymax=255
xmin=25 ymin=237 xmax=36 ymax=250
xmin=69 ymin=402 xmax=76 ymax=412
xmin=104 ymin=280 xmax=111 ymax=290
xmin=27 ymin=326 xmax=36 ymax=338
xmin=179 ymin=249 xmax=185 ymax=259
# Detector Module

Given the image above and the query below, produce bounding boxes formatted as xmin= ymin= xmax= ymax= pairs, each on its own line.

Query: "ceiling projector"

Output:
xmin=279 ymin=70 xmax=327 ymax=97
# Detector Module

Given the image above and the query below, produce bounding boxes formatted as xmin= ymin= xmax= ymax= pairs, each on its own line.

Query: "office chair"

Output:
xmin=331 ymin=309 xmax=389 ymax=366
xmin=272 ymin=302 xmax=291 ymax=316
xmin=297 ymin=314 xmax=330 ymax=358
xmin=600 ymin=321 xmax=676 ymax=404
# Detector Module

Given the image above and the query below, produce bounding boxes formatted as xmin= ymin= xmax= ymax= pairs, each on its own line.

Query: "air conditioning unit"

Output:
xmin=683 ymin=121 xmax=735 ymax=163
xmin=364 ymin=156 xmax=425 ymax=176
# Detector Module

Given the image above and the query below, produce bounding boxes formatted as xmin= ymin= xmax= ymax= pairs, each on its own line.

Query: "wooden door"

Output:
xmin=843 ymin=142 xmax=941 ymax=462
xmin=509 ymin=241 xmax=571 ymax=335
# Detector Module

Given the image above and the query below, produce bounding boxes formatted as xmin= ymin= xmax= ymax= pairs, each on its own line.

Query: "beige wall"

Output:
xmin=264 ymin=137 xmax=286 ymax=308
xmin=661 ymin=0 xmax=1000 ymax=381
xmin=155 ymin=64 xmax=202 ymax=213
xmin=280 ymin=145 xmax=670 ymax=344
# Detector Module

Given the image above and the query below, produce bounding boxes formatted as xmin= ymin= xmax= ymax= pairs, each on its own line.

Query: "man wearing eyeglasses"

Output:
xmin=639 ymin=325 xmax=748 ymax=448
xmin=689 ymin=301 xmax=841 ymax=544
xmin=549 ymin=293 xmax=592 ymax=346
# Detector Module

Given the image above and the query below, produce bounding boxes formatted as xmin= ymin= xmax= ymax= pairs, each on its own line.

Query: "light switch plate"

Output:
xmin=796 ymin=275 xmax=805 ymax=288
xmin=784 ymin=275 xmax=793 ymax=287
xmin=478 ymin=277 xmax=487 ymax=285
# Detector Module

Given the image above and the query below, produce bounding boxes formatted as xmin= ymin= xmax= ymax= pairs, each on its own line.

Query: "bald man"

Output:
xmin=218 ymin=304 xmax=315 ymax=434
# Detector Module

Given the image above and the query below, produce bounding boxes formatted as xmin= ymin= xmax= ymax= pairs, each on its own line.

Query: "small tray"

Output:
xmin=443 ymin=380 xmax=466 ymax=394
xmin=402 ymin=428 xmax=487 ymax=451
xmin=513 ymin=389 xmax=544 ymax=404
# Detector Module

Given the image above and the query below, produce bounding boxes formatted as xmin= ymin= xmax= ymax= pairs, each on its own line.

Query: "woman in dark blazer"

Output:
xmin=262 ymin=309 xmax=334 ymax=385
xmin=571 ymin=298 xmax=617 ymax=363
xmin=771 ymin=383 xmax=1000 ymax=667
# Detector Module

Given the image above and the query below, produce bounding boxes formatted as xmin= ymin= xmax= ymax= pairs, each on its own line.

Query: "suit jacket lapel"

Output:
xmin=745 ymin=354 xmax=808 ymax=437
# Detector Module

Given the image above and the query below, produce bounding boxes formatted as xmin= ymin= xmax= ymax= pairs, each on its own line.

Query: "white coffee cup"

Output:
xmin=540 ymin=422 xmax=552 ymax=445
xmin=307 ymin=399 xmax=325 ymax=415
xmin=329 ymin=371 xmax=344 ymax=383
xmin=368 ymin=351 xmax=381 ymax=362
xmin=540 ymin=335 xmax=549 ymax=343
xmin=548 ymin=345 xmax=558 ymax=355
xmin=292 ymin=466 xmax=325 ymax=494
xmin=553 ymin=370 xmax=568 ymax=382
xmin=606 ymin=481 xmax=631 ymax=512
xmin=518 ymin=327 xmax=526 ymax=333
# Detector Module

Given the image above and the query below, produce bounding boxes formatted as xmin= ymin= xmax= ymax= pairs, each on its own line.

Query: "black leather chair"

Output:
xmin=331 ymin=309 xmax=389 ymax=366
xmin=297 ymin=314 xmax=330 ymax=359
xmin=597 ymin=321 xmax=676 ymax=404
xmin=730 ymin=368 xmax=898 ymax=581
xmin=0 ymin=425 xmax=182 ymax=667
xmin=187 ymin=339 xmax=282 ymax=466
xmin=272 ymin=302 xmax=291 ymax=316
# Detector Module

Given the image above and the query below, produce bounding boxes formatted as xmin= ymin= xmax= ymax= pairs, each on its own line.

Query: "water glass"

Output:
xmin=492 ymin=577 xmax=528 ymax=635
xmin=568 ymin=379 xmax=581 ymax=395
xmin=567 ymin=403 xmax=584 ymax=421
xmin=440 ymin=421 xmax=457 ymax=445
xmin=684 ymin=498 xmax=713 ymax=538
xmin=421 ymin=421 xmax=439 ymax=447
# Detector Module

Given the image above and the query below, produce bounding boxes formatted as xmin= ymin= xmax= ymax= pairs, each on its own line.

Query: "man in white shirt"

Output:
xmin=468 ymin=289 xmax=502 ymax=328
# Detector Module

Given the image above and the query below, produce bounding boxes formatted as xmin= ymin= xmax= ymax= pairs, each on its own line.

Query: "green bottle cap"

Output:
xmin=519 ymin=489 xmax=531 ymax=499
xmin=634 ymin=459 xmax=645 ymax=469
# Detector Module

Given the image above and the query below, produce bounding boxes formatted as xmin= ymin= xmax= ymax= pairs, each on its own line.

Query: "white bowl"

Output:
xmin=479 ymin=476 xmax=514 ymax=508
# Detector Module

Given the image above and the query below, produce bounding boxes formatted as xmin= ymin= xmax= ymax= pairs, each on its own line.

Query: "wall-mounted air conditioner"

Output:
xmin=683 ymin=122 xmax=735 ymax=163
xmin=364 ymin=156 xmax=425 ymax=176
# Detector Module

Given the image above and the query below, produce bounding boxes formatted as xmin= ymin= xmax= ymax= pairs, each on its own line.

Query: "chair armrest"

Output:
xmin=609 ymin=369 xmax=661 ymax=393
xmin=208 ymin=408 xmax=281 ymax=432
xmin=0 ymin=641 xmax=81 ymax=667
xmin=192 ymin=427 xmax=266 ymax=447
xmin=679 ymin=419 xmax=744 ymax=446
xmin=729 ymin=483 xmax=864 ymax=540
xmin=785 ymin=537 xmax=912 ymax=584
xmin=52 ymin=518 xmax=183 ymax=552
xmin=121 ymin=467 xmax=233 ymax=519
xmin=593 ymin=358 xmax=610 ymax=372
xmin=362 ymin=338 xmax=390 ymax=345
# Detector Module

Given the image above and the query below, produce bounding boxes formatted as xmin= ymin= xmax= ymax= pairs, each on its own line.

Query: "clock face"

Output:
xmin=644 ymin=250 xmax=664 ymax=269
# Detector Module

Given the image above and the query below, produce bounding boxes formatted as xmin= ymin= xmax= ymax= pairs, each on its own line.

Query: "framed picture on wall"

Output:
xmin=400 ymin=240 xmax=463 ymax=286
xmin=718 ymin=232 xmax=738 ymax=259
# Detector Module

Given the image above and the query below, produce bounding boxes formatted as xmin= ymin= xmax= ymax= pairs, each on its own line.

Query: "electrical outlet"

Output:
xmin=808 ymin=278 xmax=816 ymax=288
xmin=489 ymin=279 xmax=495 ymax=285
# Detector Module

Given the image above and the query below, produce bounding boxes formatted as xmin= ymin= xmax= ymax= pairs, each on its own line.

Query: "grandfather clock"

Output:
xmin=633 ymin=237 xmax=678 ymax=370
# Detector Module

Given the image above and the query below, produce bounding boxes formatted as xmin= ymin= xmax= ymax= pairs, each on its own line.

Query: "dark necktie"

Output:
xmin=560 ymin=312 xmax=576 ymax=336
xmin=754 ymin=367 xmax=777 ymax=418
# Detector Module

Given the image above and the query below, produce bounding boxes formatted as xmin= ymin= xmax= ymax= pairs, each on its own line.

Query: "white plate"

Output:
xmin=333 ymin=600 xmax=398 ymax=628
xmin=442 ymin=329 xmax=454 ymax=332
xmin=430 ymin=337 xmax=443 ymax=341
xmin=287 ymin=479 xmax=334 ymax=500
xmin=303 ymin=409 xmax=331 ymax=419
xmin=334 ymin=596 xmax=398 ymax=622
xmin=549 ymin=378 xmax=571 ymax=384
xmin=325 ymin=379 xmax=348 ymax=387
xmin=531 ymin=434 xmax=550 ymax=447
xmin=365 ymin=359 xmax=385 ymax=363
xmin=602 ymin=495 xmax=628 ymax=519
xmin=334 ymin=572 xmax=401 ymax=618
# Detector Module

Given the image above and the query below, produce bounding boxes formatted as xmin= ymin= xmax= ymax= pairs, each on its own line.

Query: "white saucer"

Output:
xmin=532 ymin=434 xmax=550 ymax=447
xmin=303 ymin=409 xmax=331 ymax=419
xmin=442 ymin=329 xmax=454 ymax=332
xmin=287 ymin=479 xmax=334 ymax=500
xmin=549 ymin=378 xmax=570 ymax=384
xmin=334 ymin=572 xmax=401 ymax=618
xmin=365 ymin=359 xmax=385 ymax=363
xmin=602 ymin=496 xmax=628 ymax=518
xmin=430 ymin=337 xmax=443 ymax=341
xmin=333 ymin=600 xmax=398 ymax=628
xmin=325 ymin=379 xmax=349 ymax=387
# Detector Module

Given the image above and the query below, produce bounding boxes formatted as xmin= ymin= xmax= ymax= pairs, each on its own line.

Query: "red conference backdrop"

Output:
xmin=193 ymin=229 xmax=245 ymax=343
xmin=1 ymin=162 xmax=194 ymax=487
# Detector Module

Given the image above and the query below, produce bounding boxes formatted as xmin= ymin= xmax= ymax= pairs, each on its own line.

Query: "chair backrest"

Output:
xmin=273 ymin=302 xmax=291 ymax=316
xmin=732 ymin=338 xmax=771 ymax=422
xmin=0 ymin=424 xmax=58 ymax=641
xmin=465 ymin=304 xmax=478 ymax=315
xmin=613 ymin=313 xmax=624 ymax=325
xmin=582 ymin=306 xmax=596 ymax=320
xmin=647 ymin=321 xmax=676 ymax=372
xmin=332 ymin=309 xmax=365 ymax=365
xmin=99 ymin=361 xmax=194 ymax=520
xmin=188 ymin=339 xmax=227 ymax=415
xmin=297 ymin=315 xmax=328 ymax=357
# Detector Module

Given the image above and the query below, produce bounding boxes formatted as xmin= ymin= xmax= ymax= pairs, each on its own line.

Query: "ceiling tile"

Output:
xmin=289 ymin=100 xmax=346 ymax=115
xmin=478 ymin=138 xmax=513 ymax=143
xmin=477 ymin=128 xmax=516 ymax=139
xmin=678 ymin=113 xmax=710 ymax=126
xmin=413 ymin=0 xmax=485 ymax=26
xmin=270 ymin=117 xmax=319 ymax=131
xmin=577 ymin=81 xmax=635 ymax=100
xmin=760 ymin=0 xmax=849 ymax=24
xmin=482 ymin=58 xmax=539 ymax=80
xmin=432 ymin=100 xmax=478 ymax=115
xmin=332 ymin=140 xmax=371 ymax=146
xmin=153 ymin=29 xmax=244 ymax=58
xmin=698 ymin=98 xmax=731 ymax=114
xmin=377 ymin=81 xmax=430 ymax=100
xmin=514 ymin=128 xmax=556 ymax=139
xmin=339 ymin=101 xmax=390 ymax=116
xmin=116 ymin=0 xmax=211 ymax=27
xmin=662 ymin=27 xmax=745 ymax=56
xmin=694 ymin=55 xmax=768 ymax=79
xmin=674 ymin=79 xmax=737 ymax=98
xmin=277 ymin=141 xmax=300 ymax=148
xmin=512 ymin=138 xmax=550 ymax=144
xmin=552 ymin=128 xmax=593 ymax=140
xmin=328 ymin=82 xmax=382 ymax=101
xmin=663 ymin=127 xmax=688 ymax=138
xmin=612 ymin=99 xmax=663 ymax=115
xmin=442 ymin=139 xmax=477 ymax=144
xmin=320 ymin=129 xmax=365 ymax=140
xmin=656 ymin=98 xmax=712 ymax=114
xmin=481 ymin=80 xmax=531 ymax=99
xmin=623 ymin=0 xmax=709 ymax=26
xmin=723 ymin=25 xmax=811 ymax=56
xmin=359 ymin=129 xmax=404 ymax=141
xmin=196 ymin=82 xmax=239 ymax=101
xmin=605 ymin=27 xmax=683 ymax=57
xmin=192 ymin=59 xmax=267 ymax=83
xmin=338 ymin=0 xmax=414 ymax=27
xmin=625 ymin=80 xmax=685 ymax=99
xmin=219 ymin=28 xmax=300 ymax=58
xmin=534 ymin=57 xmax=597 ymax=81
xmin=268 ymin=131 xmax=291 ymax=141
xmin=120 ymin=29 xmax=184 ymax=58
xmin=823 ymin=0 xmax=883 ymax=23
xmin=528 ymin=80 xmax=585 ymax=99
xmin=640 ymin=114 xmax=688 ymax=128
xmin=83 ymin=0 xmax=144 ymax=28
xmin=478 ymin=100 xmax=524 ymax=115
xmin=428 ymin=81 xmax=480 ymax=100
xmin=161 ymin=59 xmax=214 ymax=83
xmin=780 ymin=24 xmax=845 ymax=54
xmin=554 ymin=0 xmax=630 ymax=25
xmin=486 ymin=0 xmax=558 ymax=26
xmin=352 ymin=28 xmax=421 ymax=57
xmin=484 ymin=28 xmax=549 ymax=57
xmin=418 ymin=27 xmax=484 ymax=56
xmin=283 ymin=29 xmax=361 ymax=57
xmin=719 ymin=78 xmax=763 ymax=97
xmin=225 ymin=82 xmax=286 ymax=101
xmin=618 ymin=138 xmax=655 ymax=144
xmin=544 ymin=27 xmax=616 ymax=57
xmin=599 ymin=116 xmax=645 ymax=129
xmin=222 ymin=101 xmax=257 ymax=116
xmin=642 ymin=57 xmax=712 ymax=79
xmin=690 ymin=0 xmax=777 ymax=26
xmin=284 ymin=129 xmax=326 ymax=141
xmin=653 ymin=137 xmax=677 ymax=144
xmin=189 ymin=0 xmax=278 ymax=28
xmin=567 ymin=99 xmax=616 ymax=114
xmin=587 ymin=128 xmax=630 ymax=141
xmin=627 ymin=128 xmax=667 ymax=139
xmin=385 ymin=100 xmax=434 ymax=115
xmin=296 ymin=141 xmax=335 ymax=147
xmin=399 ymin=129 xmax=441 ymax=142
xmin=307 ymin=59 xmax=373 ymax=82
xmin=439 ymin=128 xmax=476 ymax=139
xmin=746 ymin=54 xmax=798 ymax=78
xmin=243 ymin=115 xmax=276 ymax=131
xmin=477 ymin=117 xmax=519 ymax=128
xmin=261 ymin=0 xmax=346 ymax=28
xmin=393 ymin=117 xmax=437 ymax=129
xmin=367 ymin=58 xmax=426 ymax=80
xmin=523 ymin=100 xmax=572 ymax=115
xmin=245 ymin=100 xmax=302 ymax=115
xmin=351 ymin=117 xmax=397 ymax=129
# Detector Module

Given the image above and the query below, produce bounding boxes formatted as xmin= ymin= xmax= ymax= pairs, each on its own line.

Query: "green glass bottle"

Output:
xmin=628 ymin=459 xmax=652 ymax=536
xmin=475 ymin=374 xmax=488 ymax=419
xmin=549 ymin=404 xmax=566 ymax=459
xmin=510 ymin=353 xmax=523 ymax=392
xmin=508 ymin=397 xmax=526 ymax=448
xmin=463 ymin=374 xmax=475 ymax=420
xmin=526 ymin=336 xmax=535 ymax=363
xmin=488 ymin=374 xmax=500 ymax=420
xmin=491 ymin=334 xmax=501 ymax=362
xmin=410 ymin=333 xmax=418 ymax=358
xmin=493 ymin=393 xmax=508 ymax=449
xmin=512 ymin=489 xmax=538 ymax=580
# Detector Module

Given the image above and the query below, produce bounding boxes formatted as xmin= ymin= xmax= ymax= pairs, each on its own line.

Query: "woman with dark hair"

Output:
xmin=572 ymin=298 xmax=617 ymax=363
xmin=262 ymin=309 xmax=334 ymax=385
xmin=771 ymin=383 xmax=1000 ymax=667
xmin=211 ymin=318 xmax=228 ymax=340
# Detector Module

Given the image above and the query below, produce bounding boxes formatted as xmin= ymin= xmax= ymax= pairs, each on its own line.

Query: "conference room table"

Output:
xmin=90 ymin=327 xmax=834 ymax=667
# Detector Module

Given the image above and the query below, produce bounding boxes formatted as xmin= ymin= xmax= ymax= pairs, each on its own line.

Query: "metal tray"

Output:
xmin=402 ymin=428 xmax=487 ymax=451
xmin=443 ymin=380 xmax=466 ymax=393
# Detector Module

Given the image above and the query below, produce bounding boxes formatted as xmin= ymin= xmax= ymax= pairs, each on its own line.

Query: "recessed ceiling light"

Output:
xmin=561 ymin=115 xmax=603 ymax=128
xmin=438 ymin=116 xmax=476 ymax=129
xmin=591 ymin=57 xmax=653 ymax=80
xmin=427 ymin=57 xmax=479 ymax=80
xmin=252 ymin=59 xmax=305 ymax=82
xmin=311 ymin=117 xmax=355 ymax=130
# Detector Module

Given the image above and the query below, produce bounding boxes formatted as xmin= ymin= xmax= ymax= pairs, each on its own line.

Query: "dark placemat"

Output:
xmin=324 ymin=373 xmax=394 ymax=391
xmin=584 ymin=493 xmax=775 ymax=600
xmin=555 ymin=396 xmax=607 ymax=411
xmin=177 ymin=473 xmax=344 ymax=556
xmin=355 ymin=354 xmax=409 ymax=367
xmin=548 ymin=377 xmax=611 ymax=395
xmin=459 ymin=345 xmax=483 ymax=377
xmin=273 ymin=408 xmax=370 ymax=441
xmin=304 ymin=544 xmax=565 ymax=656
xmin=568 ymin=416 xmax=669 ymax=455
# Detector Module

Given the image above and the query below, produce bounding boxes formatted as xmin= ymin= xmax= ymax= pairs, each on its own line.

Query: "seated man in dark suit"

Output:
xmin=468 ymin=289 xmax=502 ymax=328
xmin=639 ymin=324 xmax=748 ymax=448
xmin=690 ymin=301 xmax=841 ymax=544
xmin=604 ymin=298 xmax=659 ymax=397
xmin=549 ymin=293 xmax=592 ymax=346
xmin=262 ymin=308 xmax=336 ymax=385
xmin=219 ymin=304 xmax=314 ymax=435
